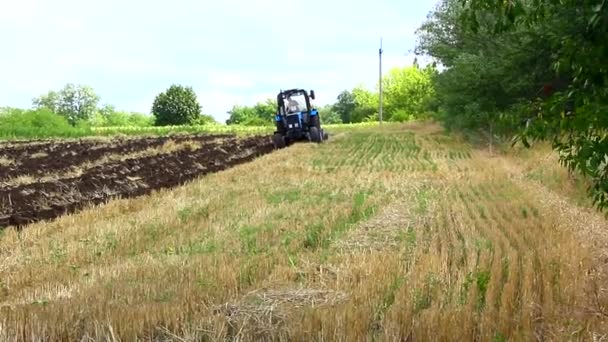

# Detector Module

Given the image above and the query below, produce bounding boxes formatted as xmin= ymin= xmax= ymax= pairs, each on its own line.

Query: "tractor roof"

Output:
xmin=278 ymin=89 xmax=307 ymax=97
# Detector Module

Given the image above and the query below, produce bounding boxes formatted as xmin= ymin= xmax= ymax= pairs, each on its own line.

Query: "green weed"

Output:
xmin=238 ymin=260 xmax=258 ymax=288
xmin=478 ymin=205 xmax=487 ymax=220
xmin=303 ymin=223 xmax=324 ymax=249
xmin=153 ymin=289 xmax=175 ymax=303
xmin=266 ymin=189 xmax=302 ymax=204
xmin=374 ymin=276 xmax=405 ymax=322
xmin=492 ymin=332 xmax=507 ymax=342
xmin=103 ymin=232 xmax=118 ymax=251
xmin=415 ymin=187 xmax=432 ymax=214
xmin=177 ymin=207 xmax=192 ymax=222
xmin=476 ymin=270 xmax=491 ymax=311
xmin=456 ymin=230 xmax=467 ymax=267
xmin=334 ymin=191 xmax=375 ymax=236
xmin=521 ymin=207 xmax=529 ymax=219
xmin=281 ymin=231 xmax=298 ymax=248
xmin=239 ymin=226 xmax=260 ymax=255
xmin=178 ymin=205 xmax=210 ymax=222
xmin=196 ymin=277 xmax=216 ymax=290
xmin=475 ymin=238 xmax=493 ymax=253
xmin=32 ymin=299 xmax=50 ymax=306
xmin=414 ymin=273 xmax=439 ymax=313
xmin=398 ymin=226 xmax=417 ymax=253
xmin=460 ymin=269 xmax=491 ymax=309
xmin=164 ymin=237 xmax=218 ymax=256
xmin=49 ymin=240 xmax=67 ymax=264
xmin=531 ymin=206 xmax=539 ymax=218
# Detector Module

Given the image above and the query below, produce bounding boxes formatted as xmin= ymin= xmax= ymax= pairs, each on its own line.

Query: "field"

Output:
xmin=0 ymin=122 xmax=607 ymax=341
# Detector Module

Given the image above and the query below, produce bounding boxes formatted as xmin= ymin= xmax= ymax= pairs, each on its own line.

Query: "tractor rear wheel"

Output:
xmin=310 ymin=127 xmax=321 ymax=143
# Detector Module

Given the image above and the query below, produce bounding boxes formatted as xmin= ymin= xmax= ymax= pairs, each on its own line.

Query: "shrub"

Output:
xmin=152 ymin=85 xmax=202 ymax=126
xmin=390 ymin=109 xmax=415 ymax=122
xmin=0 ymin=108 xmax=92 ymax=138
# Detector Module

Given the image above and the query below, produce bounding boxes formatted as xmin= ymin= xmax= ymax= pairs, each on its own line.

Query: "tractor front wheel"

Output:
xmin=310 ymin=115 xmax=321 ymax=129
xmin=273 ymin=133 xmax=286 ymax=149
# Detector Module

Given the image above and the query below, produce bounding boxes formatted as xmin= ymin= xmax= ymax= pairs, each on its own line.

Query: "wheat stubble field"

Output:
xmin=0 ymin=122 xmax=607 ymax=341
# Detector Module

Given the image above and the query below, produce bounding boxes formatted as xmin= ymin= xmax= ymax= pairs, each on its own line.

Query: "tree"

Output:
xmin=352 ymin=86 xmax=377 ymax=123
xmin=32 ymin=84 xmax=100 ymax=125
xmin=226 ymin=99 xmax=276 ymax=126
xmin=152 ymin=85 xmax=202 ymax=126
xmin=98 ymin=103 xmax=116 ymax=120
xmin=417 ymin=0 xmax=608 ymax=210
xmin=415 ymin=0 xmax=554 ymax=135
xmin=226 ymin=105 xmax=254 ymax=125
xmin=333 ymin=90 xmax=356 ymax=123
xmin=32 ymin=91 xmax=59 ymax=112
xmin=251 ymin=99 xmax=277 ymax=124
xmin=382 ymin=66 xmax=436 ymax=119
xmin=318 ymin=104 xmax=342 ymax=124
xmin=193 ymin=114 xmax=218 ymax=125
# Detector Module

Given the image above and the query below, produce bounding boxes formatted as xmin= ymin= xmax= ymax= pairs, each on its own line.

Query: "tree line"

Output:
xmin=2 ymin=83 xmax=217 ymax=127
xmin=2 ymin=62 xmax=439 ymax=134
xmin=225 ymin=64 xmax=437 ymax=126
xmin=415 ymin=0 xmax=608 ymax=210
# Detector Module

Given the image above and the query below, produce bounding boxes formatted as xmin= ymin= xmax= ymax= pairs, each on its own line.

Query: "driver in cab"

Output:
xmin=286 ymin=97 xmax=301 ymax=113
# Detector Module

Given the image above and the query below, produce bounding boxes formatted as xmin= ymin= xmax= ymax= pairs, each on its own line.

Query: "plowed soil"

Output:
xmin=0 ymin=134 xmax=233 ymax=180
xmin=0 ymin=134 xmax=273 ymax=228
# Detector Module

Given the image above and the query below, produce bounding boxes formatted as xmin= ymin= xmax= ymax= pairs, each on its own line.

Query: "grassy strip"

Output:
xmin=0 ymin=122 xmax=382 ymax=141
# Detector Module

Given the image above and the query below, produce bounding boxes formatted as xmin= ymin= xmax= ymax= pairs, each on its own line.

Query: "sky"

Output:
xmin=0 ymin=0 xmax=439 ymax=123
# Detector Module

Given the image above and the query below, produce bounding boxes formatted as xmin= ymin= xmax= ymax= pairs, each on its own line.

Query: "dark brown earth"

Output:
xmin=0 ymin=134 xmax=273 ymax=228
xmin=0 ymin=134 xmax=234 ymax=180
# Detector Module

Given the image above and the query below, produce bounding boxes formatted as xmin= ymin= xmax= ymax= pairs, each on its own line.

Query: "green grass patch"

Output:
xmin=374 ymin=276 xmax=405 ymax=322
xmin=48 ymin=240 xmax=68 ymax=264
xmin=265 ymin=188 xmax=302 ymax=204
xmin=460 ymin=269 xmax=491 ymax=310
xmin=301 ymin=190 xmax=376 ymax=250
xmin=176 ymin=205 xmax=210 ymax=222
xmin=311 ymin=131 xmax=422 ymax=172
xmin=239 ymin=225 xmax=261 ymax=255
xmin=477 ymin=205 xmax=487 ymax=220
xmin=163 ymin=237 xmax=218 ymax=256
xmin=492 ymin=332 xmax=507 ymax=342
xmin=397 ymin=226 xmax=417 ymax=251
xmin=413 ymin=273 xmax=439 ymax=313
xmin=475 ymin=270 xmax=491 ymax=311
xmin=521 ymin=207 xmax=529 ymax=219
xmin=303 ymin=223 xmax=324 ymax=249
xmin=238 ymin=260 xmax=258 ymax=288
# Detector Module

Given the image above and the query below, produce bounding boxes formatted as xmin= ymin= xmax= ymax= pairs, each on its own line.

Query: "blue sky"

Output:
xmin=0 ymin=0 xmax=439 ymax=123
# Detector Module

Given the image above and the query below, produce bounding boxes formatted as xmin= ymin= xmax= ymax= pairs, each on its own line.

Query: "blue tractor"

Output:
xmin=272 ymin=88 xmax=328 ymax=149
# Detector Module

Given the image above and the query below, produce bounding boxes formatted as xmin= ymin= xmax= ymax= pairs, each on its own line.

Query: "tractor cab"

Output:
xmin=282 ymin=91 xmax=308 ymax=114
xmin=272 ymin=88 xmax=327 ymax=148
xmin=277 ymin=89 xmax=314 ymax=118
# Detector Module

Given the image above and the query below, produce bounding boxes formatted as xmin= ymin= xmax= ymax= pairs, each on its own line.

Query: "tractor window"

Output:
xmin=285 ymin=94 xmax=307 ymax=113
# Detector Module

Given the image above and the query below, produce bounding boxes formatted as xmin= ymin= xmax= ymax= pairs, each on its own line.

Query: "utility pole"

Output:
xmin=379 ymin=38 xmax=383 ymax=125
